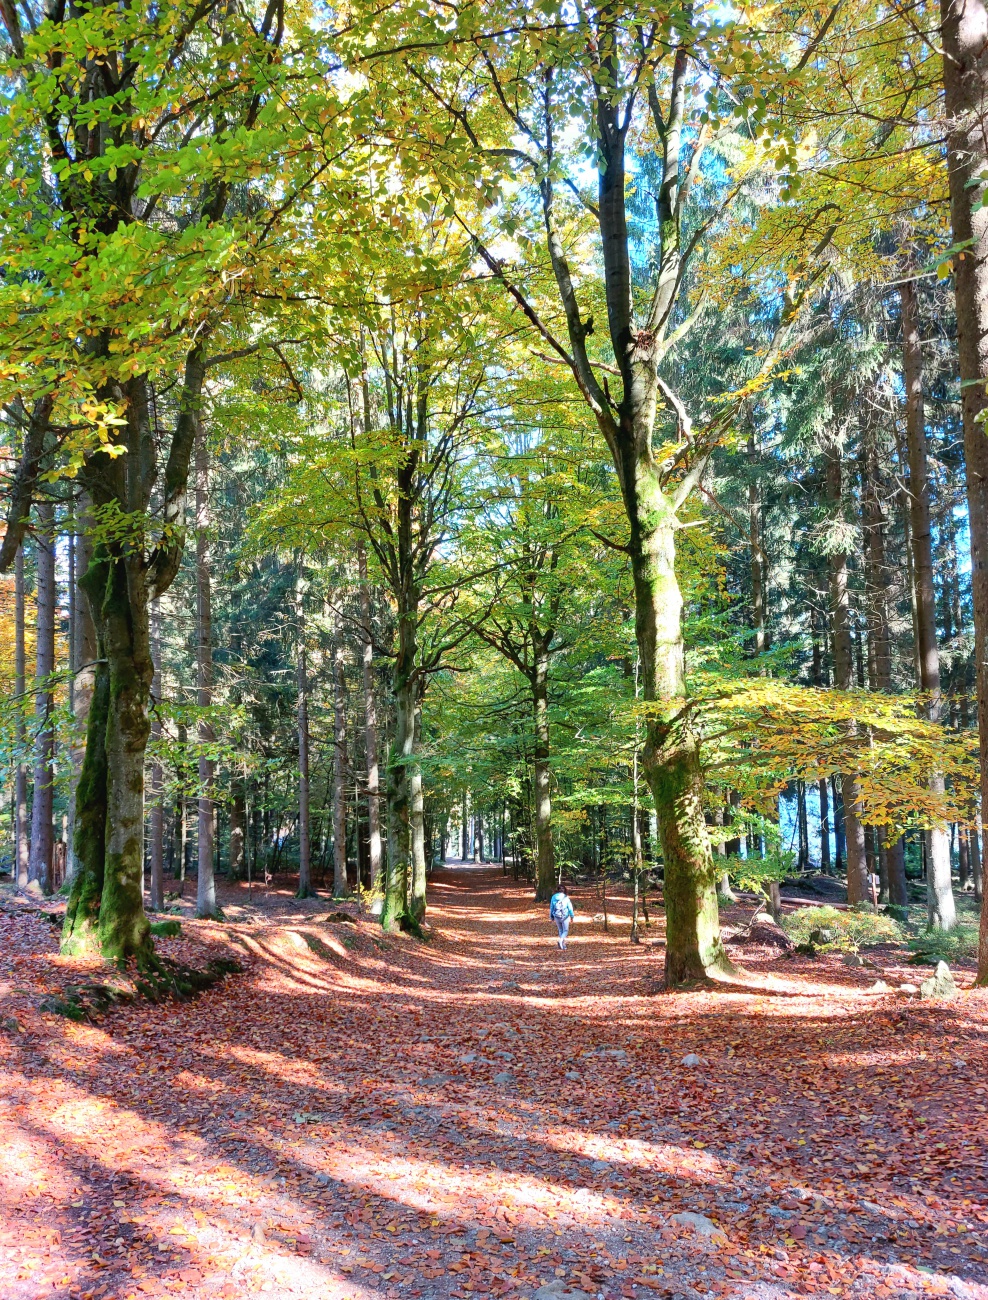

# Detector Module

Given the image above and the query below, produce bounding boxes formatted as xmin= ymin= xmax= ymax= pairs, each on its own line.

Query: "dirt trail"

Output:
xmin=1 ymin=865 xmax=987 ymax=1300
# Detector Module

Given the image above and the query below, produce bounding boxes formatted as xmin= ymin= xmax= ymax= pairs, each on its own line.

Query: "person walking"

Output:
xmin=549 ymin=884 xmax=575 ymax=950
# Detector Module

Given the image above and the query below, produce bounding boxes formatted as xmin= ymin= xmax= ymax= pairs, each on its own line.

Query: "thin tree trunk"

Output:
xmin=195 ymin=430 xmax=217 ymax=919
xmin=148 ymin=597 xmax=164 ymax=912
xmin=797 ymin=781 xmax=809 ymax=869
xmin=65 ymin=514 xmax=97 ymax=891
xmin=939 ymin=0 xmax=988 ymax=979
xmin=296 ymin=571 xmax=313 ymax=898
xmin=818 ymin=778 xmax=831 ymax=874
xmin=860 ymin=430 xmax=908 ymax=905
xmin=749 ymin=435 xmax=768 ymax=656
xmin=358 ymin=543 xmax=382 ymax=891
xmin=29 ymin=500 xmax=56 ymax=894
xmin=824 ymin=445 xmax=869 ymax=903
xmin=229 ymin=783 xmax=246 ymax=880
xmin=901 ymin=277 xmax=956 ymax=929
xmin=332 ymin=611 xmax=348 ymax=898
xmin=532 ymin=650 xmax=556 ymax=902
xmin=14 ymin=544 xmax=29 ymax=890
xmin=174 ymin=721 xmax=187 ymax=883
xmin=409 ymin=693 xmax=427 ymax=919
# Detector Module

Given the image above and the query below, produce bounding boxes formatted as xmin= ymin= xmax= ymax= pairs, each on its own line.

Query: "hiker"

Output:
xmin=549 ymin=885 xmax=575 ymax=950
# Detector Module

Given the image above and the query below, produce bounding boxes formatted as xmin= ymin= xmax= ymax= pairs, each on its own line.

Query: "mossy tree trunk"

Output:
xmin=382 ymin=640 xmax=416 ymax=931
xmin=61 ymin=359 xmax=207 ymax=963
xmin=624 ymin=456 xmax=729 ymax=983
xmin=62 ymin=642 xmax=110 ymax=954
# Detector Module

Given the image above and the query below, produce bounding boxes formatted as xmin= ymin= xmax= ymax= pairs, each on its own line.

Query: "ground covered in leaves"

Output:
xmin=1 ymin=866 xmax=987 ymax=1300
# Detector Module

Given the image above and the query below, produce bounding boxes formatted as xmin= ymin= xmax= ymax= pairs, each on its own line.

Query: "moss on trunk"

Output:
xmin=61 ymin=657 xmax=110 ymax=956
xmin=628 ymin=466 xmax=732 ymax=986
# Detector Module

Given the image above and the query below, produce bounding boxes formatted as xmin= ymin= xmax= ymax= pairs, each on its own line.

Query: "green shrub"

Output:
xmin=781 ymin=904 xmax=905 ymax=952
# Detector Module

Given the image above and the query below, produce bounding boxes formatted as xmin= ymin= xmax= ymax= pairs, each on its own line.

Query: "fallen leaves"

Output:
xmin=1 ymin=872 xmax=988 ymax=1300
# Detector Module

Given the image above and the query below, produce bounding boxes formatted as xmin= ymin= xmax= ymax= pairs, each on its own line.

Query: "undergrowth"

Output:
xmin=782 ymin=904 xmax=904 ymax=952
xmin=908 ymin=924 xmax=980 ymax=964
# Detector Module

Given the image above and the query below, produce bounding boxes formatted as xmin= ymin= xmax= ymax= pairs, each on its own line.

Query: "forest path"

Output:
xmin=1 ymin=867 xmax=988 ymax=1300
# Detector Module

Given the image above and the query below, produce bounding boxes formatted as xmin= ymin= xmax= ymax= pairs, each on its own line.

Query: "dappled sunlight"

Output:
xmin=2 ymin=865 xmax=987 ymax=1300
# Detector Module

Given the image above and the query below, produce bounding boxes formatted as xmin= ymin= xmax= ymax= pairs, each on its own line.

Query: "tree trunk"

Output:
xmin=148 ymin=597 xmax=164 ymax=913
xmin=859 ymin=433 xmax=909 ymax=905
xmin=296 ymin=573 xmax=313 ymax=898
xmin=409 ymin=694 xmax=427 ymax=920
xmin=14 ymin=544 xmax=29 ymax=891
xmin=824 ymin=445 xmax=869 ymax=903
xmin=332 ymin=613 xmax=348 ymax=897
xmin=65 ymin=514 xmax=97 ymax=890
xmin=797 ymin=781 xmax=809 ymax=869
xmin=229 ymin=785 xmax=246 ymax=880
xmin=63 ymin=545 xmax=152 ymax=962
xmin=461 ymin=790 xmax=469 ymax=861
xmin=358 ymin=543 xmax=383 ymax=892
xmin=629 ymin=462 xmax=730 ymax=983
xmin=901 ymin=277 xmax=956 ymax=929
xmin=174 ymin=723 xmax=188 ymax=883
xmin=382 ymin=657 xmax=415 ymax=930
xmin=939 ymin=0 xmax=988 ymax=978
xmin=29 ymin=500 xmax=56 ymax=894
xmin=531 ymin=651 xmax=556 ymax=901
xmin=195 ymin=431 xmax=217 ymax=919
xmin=749 ymin=436 xmax=768 ymax=656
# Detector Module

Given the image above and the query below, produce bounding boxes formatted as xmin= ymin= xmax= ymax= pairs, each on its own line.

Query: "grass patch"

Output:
xmin=782 ymin=904 xmax=905 ymax=952
xmin=907 ymin=924 xmax=980 ymax=965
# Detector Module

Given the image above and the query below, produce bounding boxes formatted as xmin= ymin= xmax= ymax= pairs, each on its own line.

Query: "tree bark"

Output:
xmin=229 ymin=785 xmax=246 ymax=880
xmin=409 ymin=693 xmax=427 ymax=919
xmin=296 ymin=572 xmax=313 ymax=898
xmin=532 ymin=650 xmax=556 ymax=901
xmin=824 ymin=445 xmax=870 ymax=903
xmin=194 ymin=430 xmax=217 ymax=919
xmin=29 ymin=499 xmax=56 ymax=894
xmin=940 ymin=0 xmax=988 ymax=979
xmin=65 ymin=513 xmax=97 ymax=890
xmin=14 ymin=544 xmax=29 ymax=891
xmin=382 ymin=645 xmax=415 ymax=930
xmin=630 ymin=462 xmax=729 ymax=982
xmin=358 ymin=543 xmax=382 ymax=892
xmin=461 ymin=789 xmax=469 ymax=861
xmin=148 ymin=597 xmax=164 ymax=913
xmin=860 ymin=425 xmax=909 ymax=905
xmin=901 ymin=277 xmax=956 ymax=929
xmin=63 ymin=541 xmax=150 ymax=963
xmin=332 ymin=611 xmax=348 ymax=898
xmin=749 ymin=436 xmax=768 ymax=656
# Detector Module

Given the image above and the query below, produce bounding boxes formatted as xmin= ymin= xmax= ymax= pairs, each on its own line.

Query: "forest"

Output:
xmin=2 ymin=2 xmax=988 ymax=1300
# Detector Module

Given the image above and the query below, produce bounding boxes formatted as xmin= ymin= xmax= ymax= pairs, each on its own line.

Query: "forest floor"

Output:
xmin=1 ymin=865 xmax=987 ymax=1300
